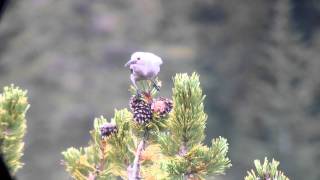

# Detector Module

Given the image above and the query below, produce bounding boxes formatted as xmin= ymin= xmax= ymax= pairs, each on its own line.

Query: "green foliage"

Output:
xmin=61 ymin=147 xmax=98 ymax=180
xmin=159 ymin=73 xmax=231 ymax=179
xmin=168 ymin=73 xmax=207 ymax=149
xmin=245 ymin=158 xmax=289 ymax=180
xmin=104 ymin=109 xmax=136 ymax=177
xmin=0 ymin=84 xmax=29 ymax=174
xmin=163 ymin=137 xmax=231 ymax=179
xmin=62 ymin=109 xmax=135 ymax=179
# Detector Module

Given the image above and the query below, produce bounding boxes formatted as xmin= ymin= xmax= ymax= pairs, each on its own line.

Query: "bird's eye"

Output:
xmin=137 ymin=57 xmax=140 ymax=60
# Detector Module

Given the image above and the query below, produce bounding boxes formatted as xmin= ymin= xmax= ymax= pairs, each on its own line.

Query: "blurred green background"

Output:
xmin=1 ymin=0 xmax=320 ymax=179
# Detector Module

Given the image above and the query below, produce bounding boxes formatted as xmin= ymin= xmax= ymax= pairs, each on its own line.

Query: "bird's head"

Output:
xmin=125 ymin=52 xmax=163 ymax=67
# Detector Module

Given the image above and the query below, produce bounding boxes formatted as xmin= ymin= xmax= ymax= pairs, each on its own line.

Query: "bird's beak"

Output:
xmin=124 ymin=59 xmax=136 ymax=67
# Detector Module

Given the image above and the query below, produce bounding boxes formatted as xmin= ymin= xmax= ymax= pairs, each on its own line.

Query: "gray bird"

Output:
xmin=125 ymin=52 xmax=163 ymax=91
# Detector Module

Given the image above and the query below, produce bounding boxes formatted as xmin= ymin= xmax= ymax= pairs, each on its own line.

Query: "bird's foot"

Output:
xmin=153 ymin=83 xmax=160 ymax=92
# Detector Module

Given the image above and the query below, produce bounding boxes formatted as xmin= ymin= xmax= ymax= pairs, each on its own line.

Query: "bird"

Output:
xmin=125 ymin=52 xmax=163 ymax=92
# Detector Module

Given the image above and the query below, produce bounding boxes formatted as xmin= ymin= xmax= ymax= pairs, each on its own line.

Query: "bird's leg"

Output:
xmin=136 ymin=89 xmax=142 ymax=98
xmin=151 ymin=79 xmax=160 ymax=91
xmin=131 ymin=74 xmax=142 ymax=98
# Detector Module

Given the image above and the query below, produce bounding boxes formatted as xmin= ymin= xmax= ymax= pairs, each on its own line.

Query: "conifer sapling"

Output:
xmin=62 ymin=52 xmax=232 ymax=180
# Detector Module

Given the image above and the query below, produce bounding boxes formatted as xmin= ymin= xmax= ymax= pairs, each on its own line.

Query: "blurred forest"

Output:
xmin=0 ymin=0 xmax=320 ymax=179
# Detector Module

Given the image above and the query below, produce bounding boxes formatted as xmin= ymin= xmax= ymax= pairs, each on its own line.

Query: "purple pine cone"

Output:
xmin=100 ymin=122 xmax=117 ymax=137
xmin=129 ymin=96 xmax=153 ymax=124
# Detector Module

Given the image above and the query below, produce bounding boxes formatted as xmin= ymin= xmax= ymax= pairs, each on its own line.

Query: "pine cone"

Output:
xmin=151 ymin=97 xmax=173 ymax=117
xmin=100 ymin=122 xmax=117 ymax=138
xmin=130 ymin=96 xmax=153 ymax=124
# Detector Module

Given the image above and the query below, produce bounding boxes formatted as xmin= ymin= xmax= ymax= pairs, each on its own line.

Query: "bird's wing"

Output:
xmin=154 ymin=57 xmax=163 ymax=66
xmin=148 ymin=53 xmax=162 ymax=66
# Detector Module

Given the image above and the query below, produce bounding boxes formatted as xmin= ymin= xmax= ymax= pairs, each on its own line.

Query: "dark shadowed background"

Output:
xmin=0 ymin=0 xmax=320 ymax=179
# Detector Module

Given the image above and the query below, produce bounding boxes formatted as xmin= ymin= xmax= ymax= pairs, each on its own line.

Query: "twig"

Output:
xmin=179 ymin=142 xmax=187 ymax=156
xmin=179 ymin=141 xmax=192 ymax=180
xmin=98 ymin=140 xmax=108 ymax=172
xmin=128 ymin=128 xmax=148 ymax=180
xmin=89 ymin=139 xmax=108 ymax=180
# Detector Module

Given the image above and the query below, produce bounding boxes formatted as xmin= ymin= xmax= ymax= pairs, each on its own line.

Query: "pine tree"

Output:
xmin=62 ymin=73 xmax=231 ymax=179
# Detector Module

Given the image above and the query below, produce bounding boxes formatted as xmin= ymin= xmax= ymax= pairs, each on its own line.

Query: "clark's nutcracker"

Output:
xmin=125 ymin=52 xmax=163 ymax=91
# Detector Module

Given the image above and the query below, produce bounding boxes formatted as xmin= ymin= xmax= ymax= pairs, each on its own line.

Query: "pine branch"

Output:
xmin=128 ymin=137 xmax=145 ymax=180
xmin=62 ymin=110 xmax=134 ymax=180
xmin=170 ymin=73 xmax=207 ymax=150
xmin=159 ymin=73 xmax=231 ymax=179
xmin=245 ymin=158 xmax=289 ymax=180
xmin=128 ymin=126 xmax=149 ymax=180
xmin=0 ymin=84 xmax=29 ymax=175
